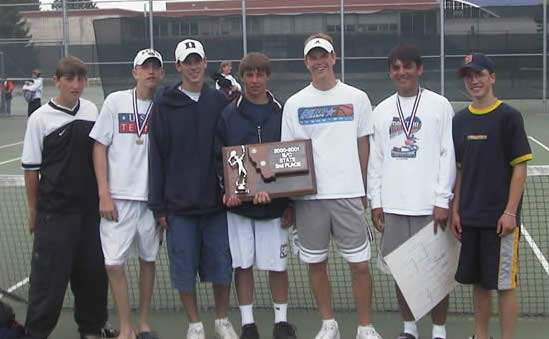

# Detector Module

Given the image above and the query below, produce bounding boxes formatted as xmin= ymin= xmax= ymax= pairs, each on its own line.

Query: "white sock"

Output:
xmin=358 ymin=324 xmax=374 ymax=331
xmin=215 ymin=317 xmax=229 ymax=326
xmin=432 ymin=324 xmax=446 ymax=339
xmin=273 ymin=303 xmax=288 ymax=323
xmin=189 ymin=321 xmax=203 ymax=330
xmin=239 ymin=304 xmax=254 ymax=326
xmin=404 ymin=321 xmax=419 ymax=338
xmin=322 ymin=319 xmax=338 ymax=327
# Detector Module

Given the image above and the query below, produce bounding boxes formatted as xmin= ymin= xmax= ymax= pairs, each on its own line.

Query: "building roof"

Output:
xmin=20 ymin=0 xmax=538 ymax=20
xmin=165 ymin=0 xmax=439 ymax=16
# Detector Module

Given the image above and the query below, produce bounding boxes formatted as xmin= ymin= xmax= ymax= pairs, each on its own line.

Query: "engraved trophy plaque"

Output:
xmin=222 ymin=139 xmax=317 ymax=201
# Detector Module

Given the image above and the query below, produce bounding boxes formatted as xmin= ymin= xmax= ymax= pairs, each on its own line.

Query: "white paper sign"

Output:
xmin=384 ymin=222 xmax=461 ymax=320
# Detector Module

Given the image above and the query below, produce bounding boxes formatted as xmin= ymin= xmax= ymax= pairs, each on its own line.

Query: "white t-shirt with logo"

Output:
xmin=89 ymin=89 xmax=153 ymax=201
xmin=367 ymin=89 xmax=456 ymax=215
xmin=281 ymin=81 xmax=373 ymax=200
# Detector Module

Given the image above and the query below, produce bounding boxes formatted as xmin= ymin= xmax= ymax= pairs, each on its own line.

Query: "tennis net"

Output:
xmin=1 ymin=166 xmax=548 ymax=315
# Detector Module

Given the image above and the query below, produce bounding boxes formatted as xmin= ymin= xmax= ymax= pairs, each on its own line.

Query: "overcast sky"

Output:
xmin=472 ymin=0 xmax=541 ymax=5
xmin=94 ymin=0 xmax=166 ymax=11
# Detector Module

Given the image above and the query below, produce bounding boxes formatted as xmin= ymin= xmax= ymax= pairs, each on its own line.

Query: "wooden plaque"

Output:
xmin=222 ymin=139 xmax=317 ymax=201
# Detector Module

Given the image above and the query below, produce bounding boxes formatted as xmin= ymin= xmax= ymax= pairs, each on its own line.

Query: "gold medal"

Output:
xmin=136 ymin=138 xmax=144 ymax=145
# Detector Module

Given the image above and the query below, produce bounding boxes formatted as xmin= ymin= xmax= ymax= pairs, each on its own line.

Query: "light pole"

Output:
xmin=0 ymin=52 xmax=5 ymax=79
xmin=62 ymin=0 xmax=69 ymax=57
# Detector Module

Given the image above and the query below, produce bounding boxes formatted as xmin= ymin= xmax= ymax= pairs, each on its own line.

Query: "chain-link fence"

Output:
xmin=0 ymin=0 xmax=546 ymax=104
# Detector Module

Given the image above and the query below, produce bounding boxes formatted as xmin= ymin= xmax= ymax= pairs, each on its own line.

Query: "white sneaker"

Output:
xmin=315 ymin=320 xmax=340 ymax=339
xmin=356 ymin=326 xmax=383 ymax=339
xmin=187 ymin=322 xmax=205 ymax=339
xmin=214 ymin=318 xmax=238 ymax=339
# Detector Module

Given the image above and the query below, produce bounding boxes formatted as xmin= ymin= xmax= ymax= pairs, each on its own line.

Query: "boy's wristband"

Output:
xmin=503 ymin=210 xmax=517 ymax=217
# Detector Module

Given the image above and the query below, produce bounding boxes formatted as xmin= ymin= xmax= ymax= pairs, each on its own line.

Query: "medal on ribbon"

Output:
xmin=396 ymin=87 xmax=422 ymax=139
xmin=132 ymin=88 xmax=153 ymax=145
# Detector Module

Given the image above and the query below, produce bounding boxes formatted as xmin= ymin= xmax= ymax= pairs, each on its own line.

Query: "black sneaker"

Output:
xmin=397 ymin=333 xmax=417 ymax=339
xmin=80 ymin=335 xmax=101 ymax=339
xmin=80 ymin=325 xmax=120 ymax=339
xmin=241 ymin=323 xmax=260 ymax=339
xmin=273 ymin=322 xmax=297 ymax=339
xmin=101 ymin=324 xmax=120 ymax=338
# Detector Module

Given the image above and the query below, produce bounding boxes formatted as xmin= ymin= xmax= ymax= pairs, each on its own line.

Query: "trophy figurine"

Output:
xmin=222 ymin=139 xmax=316 ymax=201
xmin=227 ymin=145 xmax=249 ymax=194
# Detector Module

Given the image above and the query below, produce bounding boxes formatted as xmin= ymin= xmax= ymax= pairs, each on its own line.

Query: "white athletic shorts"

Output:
xmin=227 ymin=211 xmax=289 ymax=272
xmin=100 ymin=199 xmax=160 ymax=266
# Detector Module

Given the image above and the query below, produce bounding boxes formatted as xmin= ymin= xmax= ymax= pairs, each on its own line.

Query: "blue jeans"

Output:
xmin=166 ymin=211 xmax=232 ymax=292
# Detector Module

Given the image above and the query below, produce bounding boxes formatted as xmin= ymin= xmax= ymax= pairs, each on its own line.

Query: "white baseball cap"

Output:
xmin=175 ymin=39 xmax=206 ymax=62
xmin=133 ymin=49 xmax=163 ymax=68
xmin=304 ymin=38 xmax=334 ymax=56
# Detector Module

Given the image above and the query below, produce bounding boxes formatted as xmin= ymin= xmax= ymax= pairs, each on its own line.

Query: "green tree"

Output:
xmin=0 ymin=0 xmax=39 ymax=39
xmin=0 ymin=1 xmax=40 ymax=78
xmin=52 ymin=0 xmax=97 ymax=10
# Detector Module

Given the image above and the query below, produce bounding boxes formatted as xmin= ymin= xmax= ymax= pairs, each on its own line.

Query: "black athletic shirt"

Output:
xmin=21 ymin=98 xmax=99 ymax=213
xmin=452 ymin=100 xmax=532 ymax=228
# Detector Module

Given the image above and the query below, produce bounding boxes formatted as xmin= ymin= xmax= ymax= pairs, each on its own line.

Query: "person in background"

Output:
xmin=0 ymin=80 xmax=4 ymax=114
xmin=4 ymin=80 xmax=14 ymax=115
xmin=23 ymin=69 xmax=43 ymax=117
xmin=215 ymin=61 xmax=242 ymax=99
xmin=0 ymin=79 xmax=14 ymax=114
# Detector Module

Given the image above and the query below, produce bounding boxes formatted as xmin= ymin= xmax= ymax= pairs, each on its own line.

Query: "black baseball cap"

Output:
xmin=457 ymin=53 xmax=495 ymax=77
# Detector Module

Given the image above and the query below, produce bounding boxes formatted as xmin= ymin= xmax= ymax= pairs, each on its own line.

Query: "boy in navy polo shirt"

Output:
xmin=452 ymin=53 xmax=533 ymax=339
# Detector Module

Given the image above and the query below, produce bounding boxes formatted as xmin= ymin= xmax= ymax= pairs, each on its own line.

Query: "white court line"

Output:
xmin=7 ymin=277 xmax=29 ymax=293
xmin=522 ymin=224 xmax=549 ymax=277
xmin=0 ymin=277 xmax=29 ymax=300
xmin=528 ymin=136 xmax=549 ymax=152
xmin=0 ymin=141 xmax=23 ymax=149
xmin=0 ymin=157 xmax=21 ymax=166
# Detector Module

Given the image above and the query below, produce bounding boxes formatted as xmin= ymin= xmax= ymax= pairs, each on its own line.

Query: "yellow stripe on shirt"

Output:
xmin=510 ymin=153 xmax=533 ymax=167
xmin=469 ymin=100 xmax=503 ymax=115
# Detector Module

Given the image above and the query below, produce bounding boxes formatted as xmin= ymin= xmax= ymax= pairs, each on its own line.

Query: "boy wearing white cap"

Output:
xmin=148 ymin=39 xmax=236 ymax=339
xmin=281 ymin=33 xmax=382 ymax=339
xmin=90 ymin=49 xmax=165 ymax=339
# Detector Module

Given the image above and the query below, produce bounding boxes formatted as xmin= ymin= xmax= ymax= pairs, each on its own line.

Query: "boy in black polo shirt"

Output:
xmin=21 ymin=57 xmax=115 ymax=339
xmin=452 ymin=53 xmax=533 ymax=339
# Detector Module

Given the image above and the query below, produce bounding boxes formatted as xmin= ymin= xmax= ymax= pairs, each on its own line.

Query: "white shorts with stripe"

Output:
xmin=227 ymin=211 xmax=289 ymax=272
xmin=100 ymin=199 xmax=160 ymax=266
